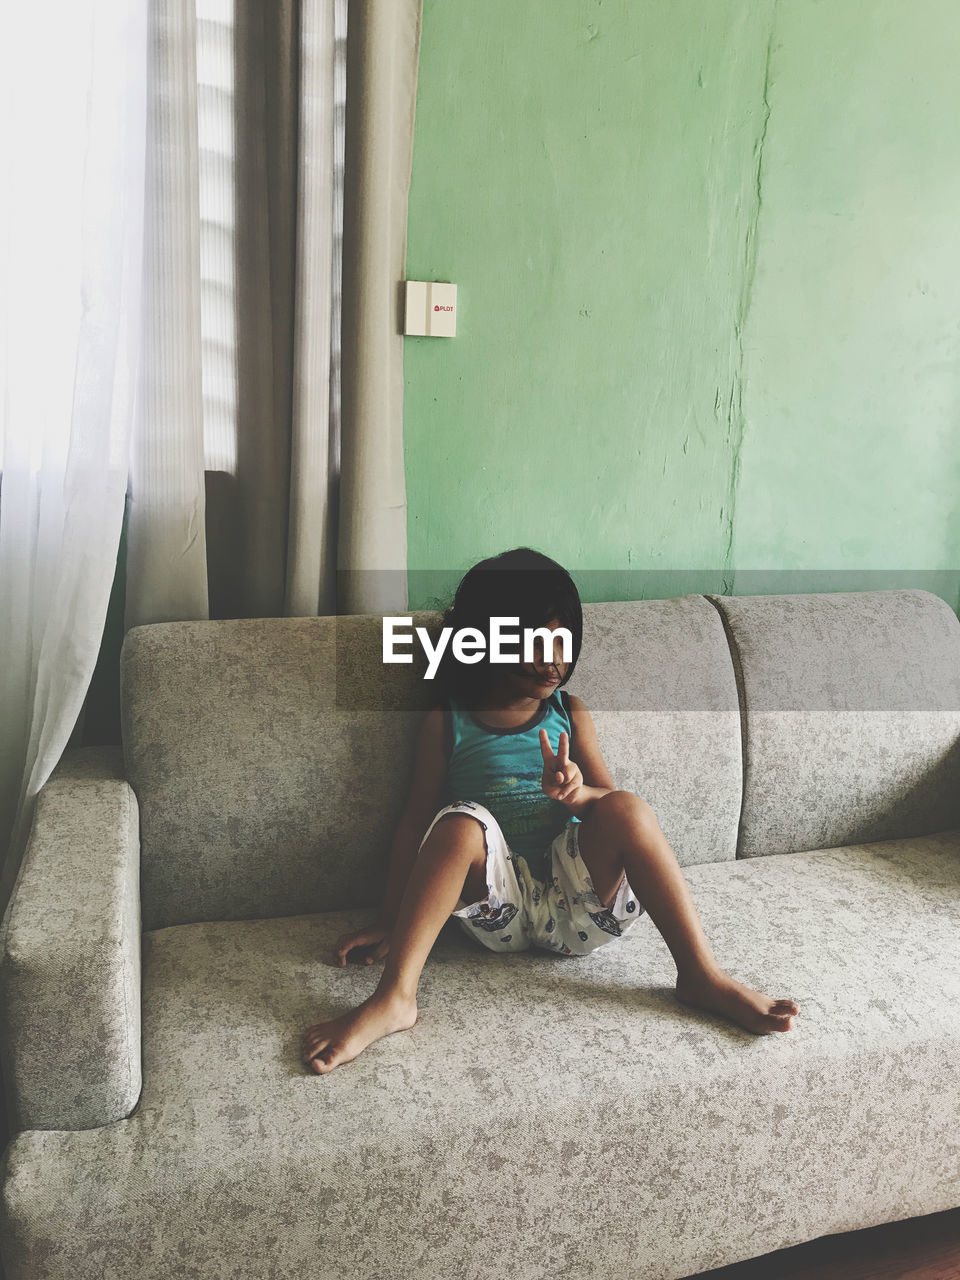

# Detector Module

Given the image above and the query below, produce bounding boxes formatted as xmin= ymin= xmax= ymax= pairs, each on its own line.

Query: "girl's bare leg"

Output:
xmin=577 ymin=791 xmax=800 ymax=1035
xmin=301 ymin=814 xmax=487 ymax=1074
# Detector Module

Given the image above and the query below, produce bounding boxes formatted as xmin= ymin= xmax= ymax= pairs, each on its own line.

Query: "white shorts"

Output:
xmin=419 ymin=800 xmax=647 ymax=956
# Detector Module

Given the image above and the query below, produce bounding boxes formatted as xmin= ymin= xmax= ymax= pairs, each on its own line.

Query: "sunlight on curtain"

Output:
xmin=0 ymin=0 xmax=147 ymax=886
xmin=197 ymin=0 xmax=238 ymax=475
xmin=193 ymin=0 xmax=345 ymax=483
xmin=0 ymin=7 xmax=89 ymax=479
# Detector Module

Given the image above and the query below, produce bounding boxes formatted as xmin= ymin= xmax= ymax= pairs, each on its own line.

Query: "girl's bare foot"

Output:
xmin=301 ymin=992 xmax=418 ymax=1074
xmin=675 ymin=967 xmax=799 ymax=1035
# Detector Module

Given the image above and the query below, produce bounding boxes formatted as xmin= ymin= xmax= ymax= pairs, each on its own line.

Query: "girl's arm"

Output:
xmin=376 ymin=707 xmax=448 ymax=927
xmin=556 ymin=693 xmax=616 ymax=819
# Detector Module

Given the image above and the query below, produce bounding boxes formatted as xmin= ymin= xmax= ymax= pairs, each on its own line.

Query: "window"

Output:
xmin=196 ymin=0 xmax=346 ymax=476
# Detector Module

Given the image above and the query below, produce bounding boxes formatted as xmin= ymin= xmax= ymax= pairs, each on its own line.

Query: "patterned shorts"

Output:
xmin=419 ymin=800 xmax=647 ymax=956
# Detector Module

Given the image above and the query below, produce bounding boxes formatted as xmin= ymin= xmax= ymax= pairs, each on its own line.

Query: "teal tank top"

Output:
xmin=441 ymin=688 xmax=579 ymax=880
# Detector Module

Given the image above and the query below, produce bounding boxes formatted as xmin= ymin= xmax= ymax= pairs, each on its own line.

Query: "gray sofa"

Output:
xmin=1 ymin=588 xmax=959 ymax=1280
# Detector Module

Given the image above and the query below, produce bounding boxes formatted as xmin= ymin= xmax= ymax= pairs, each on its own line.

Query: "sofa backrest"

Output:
xmin=707 ymin=588 xmax=960 ymax=856
xmin=120 ymin=596 xmax=743 ymax=929
xmin=565 ymin=596 xmax=742 ymax=870
xmin=122 ymin=613 xmax=433 ymax=931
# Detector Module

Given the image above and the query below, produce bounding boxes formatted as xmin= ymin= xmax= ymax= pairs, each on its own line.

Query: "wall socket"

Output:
xmin=404 ymin=281 xmax=457 ymax=337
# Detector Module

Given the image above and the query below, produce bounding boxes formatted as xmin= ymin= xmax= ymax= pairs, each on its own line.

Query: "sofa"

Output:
xmin=1 ymin=587 xmax=959 ymax=1280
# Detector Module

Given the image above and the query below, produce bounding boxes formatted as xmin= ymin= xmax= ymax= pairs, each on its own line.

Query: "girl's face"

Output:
xmin=501 ymin=615 xmax=570 ymax=701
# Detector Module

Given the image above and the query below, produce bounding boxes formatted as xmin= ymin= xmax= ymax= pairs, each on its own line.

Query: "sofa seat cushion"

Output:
xmin=3 ymin=832 xmax=960 ymax=1280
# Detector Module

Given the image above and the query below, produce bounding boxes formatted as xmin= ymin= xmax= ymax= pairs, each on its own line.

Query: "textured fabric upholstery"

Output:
xmin=121 ymin=599 xmax=743 ymax=930
xmin=707 ymin=589 xmax=960 ymax=857
xmin=568 ymin=596 xmax=742 ymax=866
xmin=120 ymin=613 xmax=437 ymax=931
xmin=0 ymin=747 xmax=141 ymax=1132
xmin=2 ymin=589 xmax=959 ymax=1280
xmin=1 ymin=831 xmax=959 ymax=1279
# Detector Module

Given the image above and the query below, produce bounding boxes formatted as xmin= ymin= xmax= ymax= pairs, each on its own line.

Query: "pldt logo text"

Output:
xmin=433 ymin=304 xmax=454 ymax=312
xmin=383 ymin=617 xmax=572 ymax=680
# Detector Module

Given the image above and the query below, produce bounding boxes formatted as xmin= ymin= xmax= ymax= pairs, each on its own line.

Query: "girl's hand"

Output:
xmin=331 ymin=922 xmax=392 ymax=967
xmin=539 ymin=729 xmax=583 ymax=805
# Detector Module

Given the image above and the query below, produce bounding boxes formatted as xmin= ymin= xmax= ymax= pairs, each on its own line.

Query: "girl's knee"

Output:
xmin=423 ymin=811 xmax=488 ymax=857
xmin=593 ymin=789 xmax=657 ymax=828
xmin=432 ymin=810 xmax=485 ymax=835
xmin=423 ymin=812 xmax=489 ymax=895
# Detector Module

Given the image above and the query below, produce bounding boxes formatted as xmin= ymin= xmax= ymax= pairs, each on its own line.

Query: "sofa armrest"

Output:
xmin=0 ymin=746 xmax=141 ymax=1133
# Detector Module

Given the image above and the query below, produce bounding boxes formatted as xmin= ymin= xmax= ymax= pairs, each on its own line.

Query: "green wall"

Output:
xmin=403 ymin=0 xmax=960 ymax=609
xmin=71 ymin=0 xmax=960 ymax=745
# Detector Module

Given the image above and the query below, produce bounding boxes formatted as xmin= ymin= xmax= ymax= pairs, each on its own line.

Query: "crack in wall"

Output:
xmin=722 ymin=2 xmax=777 ymax=588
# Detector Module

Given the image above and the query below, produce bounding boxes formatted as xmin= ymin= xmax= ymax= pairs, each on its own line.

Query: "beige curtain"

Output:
xmin=339 ymin=0 xmax=422 ymax=615
xmin=126 ymin=0 xmax=422 ymax=630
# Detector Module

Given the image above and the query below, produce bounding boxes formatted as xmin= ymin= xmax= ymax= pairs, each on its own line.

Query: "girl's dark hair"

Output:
xmin=433 ymin=547 xmax=582 ymax=704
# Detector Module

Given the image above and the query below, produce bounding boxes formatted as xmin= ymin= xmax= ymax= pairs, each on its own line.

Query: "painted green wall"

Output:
xmin=403 ymin=0 xmax=960 ymax=609
xmin=69 ymin=0 xmax=960 ymax=747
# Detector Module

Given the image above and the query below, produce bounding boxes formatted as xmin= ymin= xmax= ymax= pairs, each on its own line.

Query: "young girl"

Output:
xmin=302 ymin=548 xmax=799 ymax=1074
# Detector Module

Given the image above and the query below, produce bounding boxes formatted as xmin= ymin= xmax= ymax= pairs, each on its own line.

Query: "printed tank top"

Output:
xmin=441 ymin=688 xmax=579 ymax=880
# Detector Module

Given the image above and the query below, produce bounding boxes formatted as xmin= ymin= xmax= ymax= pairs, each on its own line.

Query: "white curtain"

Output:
xmin=0 ymin=0 xmax=148 ymax=908
xmin=124 ymin=0 xmax=210 ymax=629
xmin=0 ymin=0 xmax=423 ymax=915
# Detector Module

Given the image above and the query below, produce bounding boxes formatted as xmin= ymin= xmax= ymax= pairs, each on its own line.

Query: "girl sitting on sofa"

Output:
xmin=302 ymin=547 xmax=799 ymax=1074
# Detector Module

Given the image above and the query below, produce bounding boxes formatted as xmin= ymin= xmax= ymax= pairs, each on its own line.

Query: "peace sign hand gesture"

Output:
xmin=539 ymin=729 xmax=583 ymax=805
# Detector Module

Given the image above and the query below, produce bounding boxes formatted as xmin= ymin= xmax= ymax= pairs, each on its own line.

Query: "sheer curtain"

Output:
xmin=0 ymin=0 xmax=424 ymax=917
xmin=0 ymin=0 xmax=422 ymax=1167
xmin=123 ymin=0 xmax=210 ymax=628
xmin=0 ymin=1 xmax=148 ymax=911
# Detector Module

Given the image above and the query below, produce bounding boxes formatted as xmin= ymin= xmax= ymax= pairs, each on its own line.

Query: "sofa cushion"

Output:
xmin=120 ymin=598 xmax=744 ymax=930
xmin=568 ymin=596 xmax=742 ymax=867
xmin=121 ymin=613 xmax=438 ymax=930
xmin=707 ymin=589 xmax=960 ymax=857
xmin=3 ymin=830 xmax=958 ymax=1280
